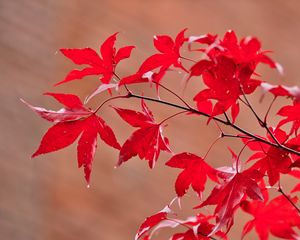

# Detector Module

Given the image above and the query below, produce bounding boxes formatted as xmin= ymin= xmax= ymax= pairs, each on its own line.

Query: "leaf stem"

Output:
xmin=240 ymin=89 xmax=283 ymax=148
xmin=159 ymin=111 xmax=188 ymax=125
xmin=152 ymin=80 xmax=192 ymax=109
xmin=278 ymin=187 xmax=300 ymax=214
xmin=180 ymin=56 xmax=197 ymax=63
xmin=93 ymin=95 xmax=129 ymax=113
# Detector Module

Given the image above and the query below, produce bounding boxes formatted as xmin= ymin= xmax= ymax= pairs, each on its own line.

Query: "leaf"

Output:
xmin=32 ymin=120 xmax=84 ymax=158
xmin=189 ymin=59 xmax=214 ymax=78
xmin=277 ymin=102 xmax=300 ymax=135
xmin=190 ymin=30 xmax=281 ymax=119
xmin=56 ymin=33 xmax=134 ymax=86
xmin=113 ymin=100 xmax=171 ymax=168
xmin=135 ymin=206 xmax=171 ymax=240
xmin=115 ymin=46 xmax=135 ymax=64
xmin=170 ymin=214 xmax=228 ymax=240
xmin=119 ymin=29 xmax=188 ymax=86
xmin=44 ymin=92 xmax=85 ymax=109
xmin=21 ymin=93 xmax=91 ymax=122
xmin=195 ymin=169 xmax=263 ymax=235
xmin=25 ymin=93 xmax=120 ymax=183
xmin=261 ymin=82 xmax=300 ymax=101
xmin=243 ymin=128 xmax=292 ymax=186
xmin=241 ymin=194 xmax=300 ymax=240
xmin=136 ymin=209 xmax=227 ymax=240
xmin=118 ymin=124 xmax=170 ymax=168
xmin=165 ymin=152 xmax=218 ymax=197
xmin=85 ymin=83 xmax=118 ymax=103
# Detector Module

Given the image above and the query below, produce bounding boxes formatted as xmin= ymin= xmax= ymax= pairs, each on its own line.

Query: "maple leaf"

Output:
xmin=56 ymin=33 xmax=134 ymax=86
xmin=195 ymin=167 xmax=263 ymax=235
xmin=188 ymin=33 xmax=218 ymax=51
xmin=189 ymin=30 xmax=280 ymax=119
xmin=21 ymin=92 xmax=91 ymax=122
xmin=136 ymin=207 xmax=227 ymax=240
xmin=192 ymin=55 xmax=261 ymax=119
xmin=241 ymin=192 xmax=300 ymax=240
xmin=113 ymin=100 xmax=171 ymax=168
xmin=165 ymin=152 xmax=218 ymax=197
xmin=170 ymin=214 xmax=228 ymax=240
xmin=119 ymin=29 xmax=187 ymax=86
xmin=260 ymin=82 xmax=300 ymax=101
xmin=277 ymin=102 xmax=300 ymax=135
xmin=135 ymin=205 xmax=174 ymax=240
xmin=243 ymin=128 xmax=292 ymax=186
xmin=25 ymin=93 xmax=120 ymax=183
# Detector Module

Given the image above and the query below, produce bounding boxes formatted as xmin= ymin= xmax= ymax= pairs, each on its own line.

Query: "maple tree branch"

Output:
xmin=128 ymin=92 xmax=300 ymax=156
xmin=278 ymin=187 xmax=300 ymax=214
xmin=264 ymin=96 xmax=277 ymax=124
xmin=93 ymin=95 xmax=128 ymax=113
xmin=180 ymin=56 xmax=197 ymax=63
xmin=221 ymin=133 xmax=252 ymax=140
xmin=151 ymin=80 xmax=192 ymax=109
xmin=203 ymin=136 xmax=222 ymax=160
xmin=236 ymin=141 xmax=252 ymax=172
xmin=159 ymin=111 xmax=188 ymax=125
xmin=113 ymin=72 xmax=131 ymax=93
xmin=240 ymin=89 xmax=282 ymax=147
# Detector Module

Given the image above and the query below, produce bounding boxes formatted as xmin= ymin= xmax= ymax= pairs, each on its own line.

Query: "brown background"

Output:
xmin=1 ymin=0 xmax=300 ymax=239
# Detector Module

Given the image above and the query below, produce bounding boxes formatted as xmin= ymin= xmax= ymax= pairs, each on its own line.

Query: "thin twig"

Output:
xmin=159 ymin=111 xmax=188 ymax=125
xmin=240 ymin=88 xmax=282 ymax=147
xmin=93 ymin=95 xmax=128 ymax=113
xmin=278 ymin=187 xmax=300 ymax=214
xmin=152 ymin=80 xmax=192 ymax=109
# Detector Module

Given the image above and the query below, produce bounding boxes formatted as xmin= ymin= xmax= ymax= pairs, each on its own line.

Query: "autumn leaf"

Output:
xmin=189 ymin=30 xmax=279 ymax=118
xmin=136 ymin=208 xmax=227 ymax=240
xmin=113 ymin=100 xmax=171 ymax=168
xmin=241 ymin=193 xmax=300 ymax=240
xmin=169 ymin=214 xmax=228 ymax=240
xmin=56 ymin=33 xmax=134 ymax=86
xmin=260 ymin=83 xmax=300 ymax=101
xmin=165 ymin=152 xmax=218 ymax=197
xmin=24 ymin=93 xmax=120 ymax=183
xmin=135 ymin=206 xmax=173 ymax=240
xmin=277 ymin=102 xmax=300 ymax=135
xmin=243 ymin=128 xmax=292 ymax=186
xmin=195 ymin=168 xmax=263 ymax=235
xmin=119 ymin=29 xmax=187 ymax=86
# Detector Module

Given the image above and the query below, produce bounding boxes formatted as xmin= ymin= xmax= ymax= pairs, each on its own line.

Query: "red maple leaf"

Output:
xmin=190 ymin=30 xmax=279 ymax=119
xmin=24 ymin=93 xmax=120 ymax=183
xmin=170 ymin=214 xmax=228 ymax=240
xmin=21 ymin=92 xmax=91 ymax=122
xmin=136 ymin=207 xmax=227 ymax=240
xmin=113 ymin=100 xmax=171 ymax=168
xmin=135 ymin=205 xmax=173 ymax=240
xmin=241 ymin=191 xmax=300 ymax=240
xmin=195 ymin=167 xmax=263 ymax=235
xmin=56 ymin=33 xmax=134 ymax=85
xmin=165 ymin=152 xmax=218 ymax=197
xmin=119 ymin=29 xmax=187 ymax=86
xmin=260 ymin=83 xmax=300 ymax=101
xmin=277 ymin=101 xmax=300 ymax=135
xmin=243 ymin=128 xmax=292 ymax=186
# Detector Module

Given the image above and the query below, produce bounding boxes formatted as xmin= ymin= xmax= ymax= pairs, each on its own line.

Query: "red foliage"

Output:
xmin=24 ymin=30 xmax=300 ymax=239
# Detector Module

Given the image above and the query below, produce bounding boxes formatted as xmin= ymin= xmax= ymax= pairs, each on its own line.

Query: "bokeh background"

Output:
xmin=1 ymin=0 xmax=300 ymax=239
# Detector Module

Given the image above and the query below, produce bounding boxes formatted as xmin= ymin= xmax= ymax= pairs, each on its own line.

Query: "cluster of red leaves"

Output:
xmin=24 ymin=30 xmax=300 ymax=239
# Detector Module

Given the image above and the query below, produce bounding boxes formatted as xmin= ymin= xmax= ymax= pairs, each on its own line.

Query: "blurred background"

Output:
xmin=1 ymin=0 xmax=300 ymax=239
